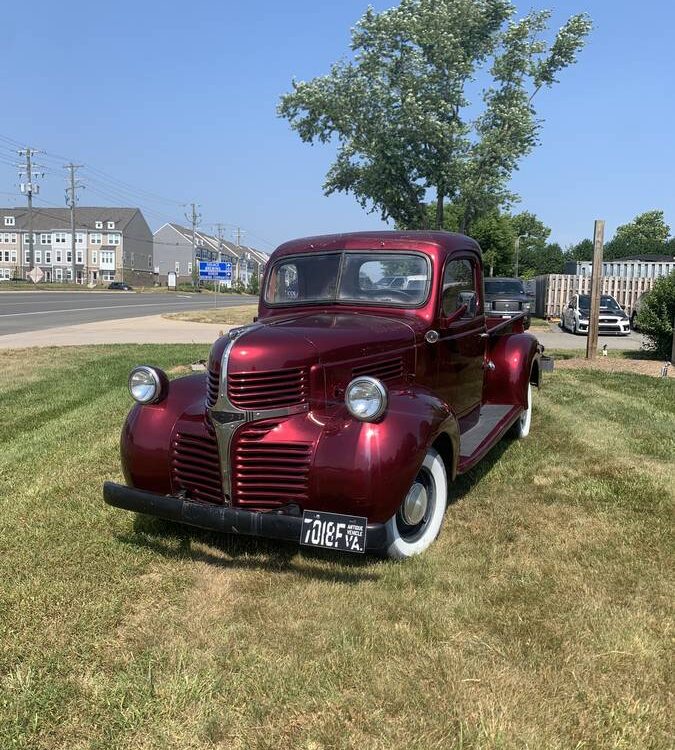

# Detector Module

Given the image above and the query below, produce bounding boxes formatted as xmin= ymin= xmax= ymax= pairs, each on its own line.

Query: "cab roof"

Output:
xmin=272 ymin=230 xmax=480 ymax=262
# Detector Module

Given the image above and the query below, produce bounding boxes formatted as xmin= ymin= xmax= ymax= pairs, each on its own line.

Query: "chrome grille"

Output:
xmin=206 ymin=365 xmax=220 ymax=408
xmin=352 ymin=356 xmax=403 ymax=383
xmin=228 ymin=367 xmax=308 ymax=411
xmin=170 ymin=432 xmax=224 ymax=504
xmin=233 ymin=421 xmax=311 ymax=509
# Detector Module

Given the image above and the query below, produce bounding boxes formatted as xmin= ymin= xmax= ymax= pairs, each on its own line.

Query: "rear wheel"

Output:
xmin=510 ymin=382 xmax=532 ymax=439
xmin=385 ymin=447 xmax=447 ymax=560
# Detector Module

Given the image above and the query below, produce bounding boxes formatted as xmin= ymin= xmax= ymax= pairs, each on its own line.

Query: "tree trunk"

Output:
xmin=435 ymin=192 xmax=444 ymax=230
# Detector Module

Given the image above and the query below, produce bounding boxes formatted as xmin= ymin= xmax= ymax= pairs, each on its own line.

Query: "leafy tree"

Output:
xmin=637 ymin=271 xmax=675 ymax=358
xmin=568 ymin=238 xmax=593 ymax=261
xmin=279 ymin=1 xmax=591 ymax=231
xmin=604 ymin=210 xmax=671 ymax=260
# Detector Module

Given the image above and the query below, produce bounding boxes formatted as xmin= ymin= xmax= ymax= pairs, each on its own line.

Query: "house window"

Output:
xmin=95 ymin=221 xmax=103 ymax=229
xmin=45 ymin=250 xmax=52 ymax=264
xmin=10 ymin=250 xmax=17 ymax=262
xmin=175 ymin=261 xmax=180 ymax=273
xmin=66 ymin=250 xmax=72 ymax=263
xmin=2 ymin=250 xmax=8 ymax=261
xmin=53 ymin=232 xmax=67 ymax=244
xmin=55 ymin=268 xmax=63 ymax=281
xmin=35 ymin=249 xmax=42 ymax=264
xmin=100 ymin=250 xmax=115 ymax=268
xmin=90 ymin=233 xmax=102 ymax=245
xmin=107 ymin=233 xmax=121 ymax=245
xmin=10 ymin=234 xmax=16 ymax=243
xmin=148 ymin=256 xmax=152 ymax=269
xmin=23 ymin=249 xmax=29 ymax=263
xmin=92 ymin=250 xmax=98 ymax=264
xmin=40 ymin=233 xmax=51 ymax=245
xmin=4 ymin=216 xmax=15 ymax=226
xmin=107 ymin=221 xmax=115 ymax=229
xmin=188 ymin=261 xmax=193 ymax=273
xmin=76 ymin=249 xmax=84 ymax=264
xmin=66 ymin=268 xmax=73 ymax=281
xmin=76 ymin=232 xmax=85 ymax=244
xmin=55 ymin=249 xmax=63 ymax=263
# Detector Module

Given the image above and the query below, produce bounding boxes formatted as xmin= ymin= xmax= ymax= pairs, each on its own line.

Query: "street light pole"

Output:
xmin=514 ymin=234 xmax=527 ymax=278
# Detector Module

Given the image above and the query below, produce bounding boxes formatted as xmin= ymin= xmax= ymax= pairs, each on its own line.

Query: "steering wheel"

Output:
xmin=365 ymin=289 xmax=411 ymax=302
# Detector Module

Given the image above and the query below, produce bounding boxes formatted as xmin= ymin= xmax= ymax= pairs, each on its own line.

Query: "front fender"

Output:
xmin=484 ymin=333 xmax=540 ymax=409
xmin=121 ymin=374 xmax=207 ymax=493
xmin=311 ymin=387 xmax=459 ymax=524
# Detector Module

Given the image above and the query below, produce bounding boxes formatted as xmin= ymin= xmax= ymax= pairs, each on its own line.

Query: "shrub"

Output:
xmin=637 ymin=271 xmax=675 ymax=358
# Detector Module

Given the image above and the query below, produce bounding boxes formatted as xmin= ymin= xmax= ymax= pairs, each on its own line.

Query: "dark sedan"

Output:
xmin=108 ymin=281 xmax=133 ymax=291
xmin=484 ymin=277 xmax=532 ymax=330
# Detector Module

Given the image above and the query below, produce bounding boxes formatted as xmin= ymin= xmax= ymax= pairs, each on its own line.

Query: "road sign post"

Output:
xmin=199 ymin=262 xmax=232 ymax=308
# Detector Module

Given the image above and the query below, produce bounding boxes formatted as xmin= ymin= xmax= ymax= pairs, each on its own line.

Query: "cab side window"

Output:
xmin=441 ymin=259 xmax=478 ymax=319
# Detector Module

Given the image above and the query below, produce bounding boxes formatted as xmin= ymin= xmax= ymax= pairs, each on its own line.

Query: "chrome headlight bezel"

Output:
xmin=129 ymin=365 xmax=165 ymax=405
xmin=345 ymin=376 xmax=388 ymax=422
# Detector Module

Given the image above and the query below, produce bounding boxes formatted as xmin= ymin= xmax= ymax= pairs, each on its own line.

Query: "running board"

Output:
xmin=458 ymin=404 xmax=521 ymax=473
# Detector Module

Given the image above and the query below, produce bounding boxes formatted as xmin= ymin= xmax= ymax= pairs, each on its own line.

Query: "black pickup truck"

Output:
xmin=484 ymin=277 xmax=532 ymax=330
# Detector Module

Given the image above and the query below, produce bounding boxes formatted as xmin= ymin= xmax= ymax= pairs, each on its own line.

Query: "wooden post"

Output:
xmin=586 ymin=220 xmax=605 ymax=359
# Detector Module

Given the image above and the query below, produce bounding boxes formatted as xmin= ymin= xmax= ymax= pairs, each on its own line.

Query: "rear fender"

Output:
xmin=312 ymin=387 xmax=459 ymax=524
xmin=483 ymin=333 xmax=540 ymax=409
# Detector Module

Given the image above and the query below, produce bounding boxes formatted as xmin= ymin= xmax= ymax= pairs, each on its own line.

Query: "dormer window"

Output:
xmin=107 ymin=221 xmax=115 ymax=229
xmin=4 ymin=216 xmax=15 ymax=226
xmin=95 ymin=221 xmax=103 ymax=229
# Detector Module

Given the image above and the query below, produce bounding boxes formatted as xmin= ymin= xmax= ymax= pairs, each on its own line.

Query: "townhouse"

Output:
xmin=0 ymin=207 xmax=153 ymax=285
xmin=153 ymin=223 xmax=268 ymax=286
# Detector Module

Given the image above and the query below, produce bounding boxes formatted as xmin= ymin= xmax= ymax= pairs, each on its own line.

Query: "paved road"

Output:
xmin=0 ymin=291 xmax=253 ymax=335
xmin=536 ymin=321 xmax=646 ymax=351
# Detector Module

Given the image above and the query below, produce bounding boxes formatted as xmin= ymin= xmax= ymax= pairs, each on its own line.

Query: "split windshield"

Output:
xmin=578 ymin=295 xmax=621 ymax=311
xmin=265 ymin=252 xmax=430 ymax=307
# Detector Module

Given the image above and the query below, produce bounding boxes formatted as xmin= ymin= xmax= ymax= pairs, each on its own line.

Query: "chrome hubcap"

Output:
xmin=402 ymin=481 xmax=428 ymax=526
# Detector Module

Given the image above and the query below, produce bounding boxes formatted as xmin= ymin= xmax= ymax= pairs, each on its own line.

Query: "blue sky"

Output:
xmin=1 ymin=0 xmax=673 ymax=252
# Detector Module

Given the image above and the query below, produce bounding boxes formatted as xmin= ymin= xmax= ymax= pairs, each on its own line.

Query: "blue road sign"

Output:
xmin=199 ymin=261 xmax=232 ymax=280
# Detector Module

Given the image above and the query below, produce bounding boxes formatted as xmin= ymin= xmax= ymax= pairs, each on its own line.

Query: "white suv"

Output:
xmin=561 ymin=294 xmax=630 ymax=336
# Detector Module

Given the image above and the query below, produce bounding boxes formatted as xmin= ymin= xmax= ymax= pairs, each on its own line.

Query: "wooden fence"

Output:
xmin=534 ymin=274 xmax=658 ymax=318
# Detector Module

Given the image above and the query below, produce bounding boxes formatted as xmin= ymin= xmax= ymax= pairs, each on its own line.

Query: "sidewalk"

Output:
xmin=0 ymin=314 xmax=231 ymax=349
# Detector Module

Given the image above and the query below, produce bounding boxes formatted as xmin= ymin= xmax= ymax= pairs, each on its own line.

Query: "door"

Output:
xmin=436 ymin=256 xmax=486 ymax=431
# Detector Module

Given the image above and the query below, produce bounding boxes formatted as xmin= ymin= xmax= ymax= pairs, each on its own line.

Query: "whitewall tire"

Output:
xmin=385 ymin=447 xmax=447 ymax=560
xmin=511 ymin=382 xmax=532 ymax=439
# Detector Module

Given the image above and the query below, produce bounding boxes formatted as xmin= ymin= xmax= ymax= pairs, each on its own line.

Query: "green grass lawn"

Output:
xmin=0 ymin=345 xmax=673 ymax=749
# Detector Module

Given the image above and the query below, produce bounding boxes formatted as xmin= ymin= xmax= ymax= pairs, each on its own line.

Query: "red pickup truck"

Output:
xmin=104 ymin=231 xmax=544 ymax=559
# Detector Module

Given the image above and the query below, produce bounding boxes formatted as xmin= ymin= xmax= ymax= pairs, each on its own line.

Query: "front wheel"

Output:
xmin=510 ymin=382 xmax=532 ymax=439
xmin=385 ymin=447 xmax=447 ymax=560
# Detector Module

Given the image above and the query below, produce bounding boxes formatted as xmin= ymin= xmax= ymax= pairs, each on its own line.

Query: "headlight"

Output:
xmin=522 ymin=302 xmax=531 ymax=312
xmin=345 ymin=376 xmax=387 ymax=421
xmin=129 ymin=366 xmax=165 ymax=404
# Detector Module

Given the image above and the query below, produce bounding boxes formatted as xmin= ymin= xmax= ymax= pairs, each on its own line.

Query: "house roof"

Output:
xmin=1 ymin=207 xmax=141 ymax=232
xmin=158 ymin=223 xmax=269 ymax=264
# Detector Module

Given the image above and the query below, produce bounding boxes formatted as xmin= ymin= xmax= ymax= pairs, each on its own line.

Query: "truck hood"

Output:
xmin=214 ymin=312 xmax=418 ymax=374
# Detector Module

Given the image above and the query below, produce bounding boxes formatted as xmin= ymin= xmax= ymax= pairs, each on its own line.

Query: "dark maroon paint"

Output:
xmin=119 ymin=231 xmax=540 ymax=525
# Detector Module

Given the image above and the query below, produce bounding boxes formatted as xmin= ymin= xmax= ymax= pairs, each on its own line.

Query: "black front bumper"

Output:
xmin=103 ymin=482 xmax=388 ymax=553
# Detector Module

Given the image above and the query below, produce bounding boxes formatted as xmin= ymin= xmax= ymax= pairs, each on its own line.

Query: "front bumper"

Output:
xmin=103 ymin=481 xmax=388 ymax=552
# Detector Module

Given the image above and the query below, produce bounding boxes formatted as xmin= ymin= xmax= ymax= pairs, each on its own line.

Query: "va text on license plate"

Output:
xmin=301 ymin=510 xmax=367 ymax=553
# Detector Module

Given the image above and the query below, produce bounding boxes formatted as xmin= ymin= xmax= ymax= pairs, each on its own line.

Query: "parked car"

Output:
xmin=561 ymin=294 xmax=630 ymax=336
xmin=484 ymin=277 xmax=532 ymax=330
xmin=104 ymin=231 xmax=544 ymax=559
xmin=108 ymin=281 xmax=133 ymax=291
xmin=375 ymin=274 xmax=427 ymax=292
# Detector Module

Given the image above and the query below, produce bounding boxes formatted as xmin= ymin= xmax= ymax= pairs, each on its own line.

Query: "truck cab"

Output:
xmin=105 ymin=232 xmax=542 ymax=559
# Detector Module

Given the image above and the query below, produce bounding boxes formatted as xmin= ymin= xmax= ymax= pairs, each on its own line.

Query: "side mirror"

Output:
xmin=458 ymin=291 xmax=478 ymax=317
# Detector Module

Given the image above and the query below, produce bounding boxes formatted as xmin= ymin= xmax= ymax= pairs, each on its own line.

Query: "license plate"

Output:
xmin=300 ymin=510 xmax=367 ymax=554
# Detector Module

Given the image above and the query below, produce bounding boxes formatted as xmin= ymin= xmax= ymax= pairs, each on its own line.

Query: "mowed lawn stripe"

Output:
xmin=0 ymin=347 xmax=673 ymax=749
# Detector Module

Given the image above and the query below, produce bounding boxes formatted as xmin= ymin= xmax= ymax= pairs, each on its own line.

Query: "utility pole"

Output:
xmin=234 ymin=227 xmax=246 ymax=285
xmin=65 ymin=164 xmax=84 ymax=284
xmin=18 ymin=148 xmax=42 ymax=280
xmin=185 ymin=203 xmax=201 ymax=287
xmin=586 ymin=220 xmax=605 ymax=360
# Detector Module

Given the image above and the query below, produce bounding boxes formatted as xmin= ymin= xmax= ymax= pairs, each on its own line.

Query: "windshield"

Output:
xmin=265 ymin=252 xmax=431 ymax=307
xmin=578 ymin=295 xmax=622 ymax=311
xmin=484 ymin=280 xmax=525 ymax=295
